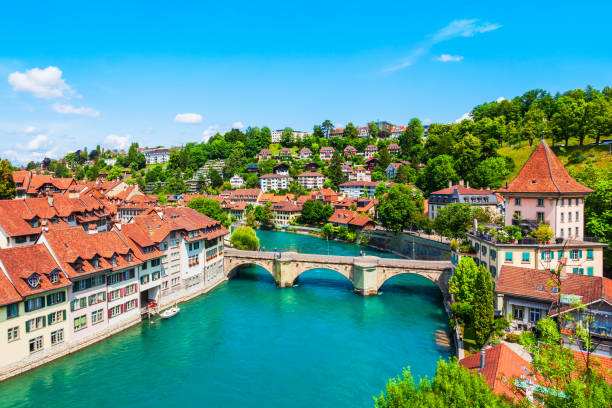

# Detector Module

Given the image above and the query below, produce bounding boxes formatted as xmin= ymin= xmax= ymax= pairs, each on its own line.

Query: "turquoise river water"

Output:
xmin=0 ymin=230 xmax=451 ymax=408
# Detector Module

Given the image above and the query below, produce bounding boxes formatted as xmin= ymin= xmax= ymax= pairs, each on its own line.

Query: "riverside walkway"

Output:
xmin=224 ymin=248 xmax=453 ymax=298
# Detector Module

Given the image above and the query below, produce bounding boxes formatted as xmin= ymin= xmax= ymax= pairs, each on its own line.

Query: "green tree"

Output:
xmin=321 ymin=120 xmax=334 ymax=139
xmin=374 ymin=358 xmax=509 ymax=408
xmin=344 ymin=122 xmax=358 ymax=139
xmin=376 ymin=145 xmax=391 ymax=173
xmin=321 ymin=222 xmax=335 ymax=238
xmin=208 ymin=168 xmax=223 ymax=188
xmin=453 ymin=133 xmax=482 ymax=179
xmin=326 ymin=150 xmax=344 ymax=187
xmin=157 ymin=192 xmax=168 ymax=206
xmin=280 ymin=127 xmax=294 ymax=147
xmin=26 ymin=161 xmax=37 ymax=170
xmin=399 ymin=118 xmax=424 ymax=163
xmin=377 ymin=184 xmax=426 ymax=233
xmin=433 ymin=203 xmax=473 ymax=239
xmin=419 ymin=154 xmax=458 ymax=195
xmin=472 ymin=265 xmax=494 ymax=348
xmin=107 ymin=167 xmax=123 ymax=181
xmin=395 ymin=165 xmax=416 ymax=184
xmin=368 ymin=122 xmax=379 ymax=139
xmin=254 ymin=202 xmax=274 ymax=227
xmin=449 ymin=257 xmax=479 ymax=326
xmin=187 ymin=197 xmax=230 ymax=227
xmin=230 ymin=226 xmax=259 ymax=250
xmin=0 ymin=159 xmax=17 ymax=199
xmin=468 ymin=157 xmax=512 ymax=189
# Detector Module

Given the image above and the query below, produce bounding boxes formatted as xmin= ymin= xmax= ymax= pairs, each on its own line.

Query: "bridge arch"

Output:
xmin=289 ymin=265 xmax=354 ymax=288
xmin=376 ymin=268 xmax=451 ymax=296
xmin=225 ymin=259 xmax=275 ymax=281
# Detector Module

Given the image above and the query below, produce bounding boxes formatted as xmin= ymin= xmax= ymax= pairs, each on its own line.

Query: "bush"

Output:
xmin=518 ymin=331 xmax=537 ymax=349
xmin=505 ymin=333 xmax=519 ymax=343
xmin=450 ymin=239 xmax=459 ymax=250
xmin=230 ymin=226 xmax=260 ymax=250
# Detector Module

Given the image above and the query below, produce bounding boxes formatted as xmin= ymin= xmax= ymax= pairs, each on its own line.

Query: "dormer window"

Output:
xmin=125 ymin=252 xmax=132 ymax=262
xmin=49 ymin=269 xmax=60 ymax=284
xmin=91 ymin=255 xmax=100 ymax=268
xmin=26 ymin=273 xmax=41 ymax=289
xmin=111 ymin=254 xmax=118 ymax=266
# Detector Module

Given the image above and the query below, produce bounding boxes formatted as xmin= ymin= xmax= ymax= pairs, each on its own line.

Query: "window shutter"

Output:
xmin=73 ymin=282 xmax=79 ymax=293
xmin=541 ymin=252 xmax=545 ymax=260
xmin=558 ymin=250 xmax=563 ymax=259
xmin=60 ymin=291 xmax=66 ymax=302
xmin=579 ymin=250 xmax=583 ymax=258
xmin=86 ymin=278 xmax=92 ymax=289
xmin=47 ymin=294 xmax=52 ymax=305
xmin=47 ymin=314 xmax=52 ymax=325
xmin=551 ymin=251 xmax=554 ymax=259
xmin=26 ymin=320 xmax=30 ymax=332
xmin=587 ymin=249 xmax=593 ymax=259
xmin=135 ymin=298 xmax=138 ymax=307
xmin=62 ymin=310 xmax=66 ymax=321
xmin=103 ymin=292 xmax=106 ymax=301
xmin=108 ymin=291 xmax=111 ymax=300
xmin=25 ymin=301 xmax=30 ymax=313
xmin=108 ymin=309 xmax=112 ymax=318
xmin=42 ymin=317 xmax=46 ymax=327
xmin=134 ymin=283 xmax=138 ymax=292
xmin=41 ymin=297 xmax=46 ymax=308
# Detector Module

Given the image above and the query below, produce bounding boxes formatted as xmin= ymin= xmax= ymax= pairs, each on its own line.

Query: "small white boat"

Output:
xmin=160 ymin=305 xmax=180 ymax=319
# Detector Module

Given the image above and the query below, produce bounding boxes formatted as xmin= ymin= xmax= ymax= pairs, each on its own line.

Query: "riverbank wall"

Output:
xmin=0 ymin=275 xmax=229 ymax=383
xmin=362 ymin=230 xmax=450 ymax=261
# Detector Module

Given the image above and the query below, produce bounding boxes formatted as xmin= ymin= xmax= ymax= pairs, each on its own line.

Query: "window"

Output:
xmin=25 ymin=316 xmax=45 ymax=333
xmin=542 ymin=251 xmax=553 ymax=261
xmin=490 ymin=266 xmax=497 ymax=277
xmin=142 ymin=261 xmax=148 ymax=270
xmin=560 ymin=228 xmax=564 ymax=237
xmin=188 ymin=255 xmax=199 ymax=267
xmin=568 ymin=198 xmax=572 ymax=206
xmin=46 ymin=291 xmax=66 ymax=306
xmin=74 ymin=315 xmax=87 ymax=331
xmin=573 ymin=268 xmax=578 ymax=274
xmin=490 ymin=250 xmax=496 ymax=260
xmin=47 ymin=310 xmax=65 ymax=325
xmin=575 ymin=211 xmax=579 ymax=222
xmin=537 ymin=212 xmax=545 ymax=223
xmin=561 ymin=198 xmax=564 ymax=206
xmin=587 ymin=267 xmax=594 ymax=276
xmin=88 ymin=291 xmax=106 ymax=306
xmin=171 ymin=277 xmax=180 ymax=287
xmin=481 ymin=246 xmax=487 ymax=255
xmin=587 ymin=249 xmax=593 ymax=260
xmin=24 ymin=296 xmax=44 ymax=312
xmin=537 ymin=199 xmax=544 ymax=207
xmin=515 ymin=210 xmax=521 ymax=217
xmin=7 ymin=327 xmax=19 ymax=342
xmin=91 ymin=309 xmax=103 ymax=325
xmin=561 ymin=213 xmax=564 ymax=223
xmin=124 ymin=283 xmax=137 ymax=296
xmin=51 ymin=329 xmax=64 ymax=345
xmin=171 ymin=251 xmax=180 ymax=260
xmin=575 ymin=227 xmax=579 ymax=236
xmin=514 ymin=198 xmax=521 ymax=206
xmin=568 ymin=212 xmax=572 ymax=222
xmin=71 ymin=297 xmax=87 ymax=311
xmin=29 ymin=336 xmax=43 ymax=353
xmin=570 ymin=250 xmax=582 ymax=260
xmin=505 ymin=252 xmax=513 ymax=262
xmin=109 ymin=288 xmax=122 ymax=301
xmin=151 ymin=258 xmax=161 ymax=267
xmin=160 ymin=242 xmax=168 ymax=251
xmin=522 ymin=252 xmax=530 ymax=262
xmin=152 ymin=271 xmax=160 ymax=281
xmin=529 ymin=308 xmax=542 ymax=322
xmin=6 ymin=303 xmax=18 ymax=319
xmin=109 ymin=305 xmax=122 ymax=318
xmin=512 ymin=306 xmax=524 ymax=321
xmin=558 ymin=250 xmax=564 ymax=259
xmin=49 ymin=271 xmax=59 ymax=284
xmin=141 ymin=274 xmax=150 ymax=285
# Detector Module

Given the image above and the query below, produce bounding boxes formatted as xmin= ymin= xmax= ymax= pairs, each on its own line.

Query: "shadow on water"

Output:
xmin=230 ymin=264 xmax=275 ymax=283
xmin=293 ymin=268 xmax=354 ymax=291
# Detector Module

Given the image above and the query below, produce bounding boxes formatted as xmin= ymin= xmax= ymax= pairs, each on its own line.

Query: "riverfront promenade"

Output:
xmin=224 ymin=248 xmax=453 ymax=298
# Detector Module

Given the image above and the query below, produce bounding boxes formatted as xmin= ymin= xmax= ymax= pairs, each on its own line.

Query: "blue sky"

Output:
xmin=1 ymin=0 xmax=610 ymax=164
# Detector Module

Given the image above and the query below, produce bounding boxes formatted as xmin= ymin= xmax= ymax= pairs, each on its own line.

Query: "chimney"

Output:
xmin=47 ymin=195 xmax=54 ymax=207
xmin=459 ymin=179 xmax=464 ymax=187
xmin=87 ymin=224 xmax=98 ymax=234
xmin=480 ymin=349 xmax=486 ymax=369
xmin=466 ymin=180 xmax=470 ymax=188
xmin=448 ymin=180 xmax=452 ymax=188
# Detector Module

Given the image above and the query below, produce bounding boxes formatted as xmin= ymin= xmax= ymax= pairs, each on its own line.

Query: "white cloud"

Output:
xmin=231 ymin=121 xmax=244 ymax=129
xmin=385 ymin=19 xmax=500 ymax=72
xmin=105 ymin=134 xmax=131 ymax=150
xmin=5 ymin=134 xmax=58 ymax=164
xmin=174 ymin=113 xmax=203 ymax=124
xmin=436 ymin=54 xmax=463 ymax=62
xmin=496 ymin=96 xmax=506 ymax=102
xmin=202 ymin=125 xmax=221 ymax=141
xmin=52 ymin=103 xmax=100 ymax=117
xmin=455 ymin=113 xmax=474 ymax=123
xmin=16 ymin=134 xmax=52 ymax=151
xmin=24 ymin=126 xmax=38 ymax=134
xmin=8 ymin=66 xmax=74 ymax=98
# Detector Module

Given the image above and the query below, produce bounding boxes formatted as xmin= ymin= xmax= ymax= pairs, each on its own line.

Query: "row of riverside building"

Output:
xmin=0 ymin=206 xmax=228 ymax=381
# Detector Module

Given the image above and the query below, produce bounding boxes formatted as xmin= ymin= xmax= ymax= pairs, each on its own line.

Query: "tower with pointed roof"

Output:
xmin=498 ymin=140 xmax=592 ymax=240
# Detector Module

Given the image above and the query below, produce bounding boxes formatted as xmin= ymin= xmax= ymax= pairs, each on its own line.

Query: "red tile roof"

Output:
xmin=431 ymin=185 xmax=495 ymax=195
xmin=0 ymin=200 xmax=40 ymax=236
xmin=0 ymin=244 xmax=71 ymax=298
xmin=497 ymin=140 xmax=592 ymax=195
xmin=459 ymin=343 xmax=532 ymax=400
xmin=0 ymin=269 xmax=21 ymax=306
xmin=298 ymin=172 xmax=325 ymax=177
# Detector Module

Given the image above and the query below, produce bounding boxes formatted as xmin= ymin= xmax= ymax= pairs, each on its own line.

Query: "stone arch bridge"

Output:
xmin=224 ymin=248 xmax=453 ymax=299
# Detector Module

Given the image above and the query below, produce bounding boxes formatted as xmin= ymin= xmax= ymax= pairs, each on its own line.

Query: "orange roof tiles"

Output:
xmin=460 ymin=343 xmax=532 ymax=400
xmin=498 ymin=140 xmax=592 ymax=195
xmin=0 ymin=268 xmax=22 ymax=306
xmin=0 ymin=244 xmax=71 ymax=298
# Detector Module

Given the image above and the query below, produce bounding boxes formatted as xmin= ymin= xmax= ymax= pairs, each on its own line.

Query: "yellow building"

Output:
xmin=0 ymin=244 xmax=71 ymax=370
